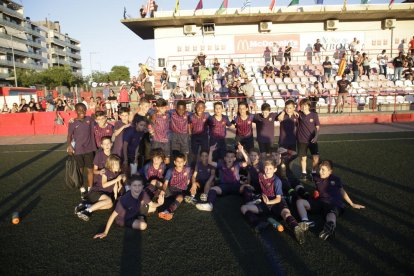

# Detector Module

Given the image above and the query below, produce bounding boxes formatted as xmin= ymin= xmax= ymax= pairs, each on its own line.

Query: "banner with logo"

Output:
xmin=234 ymin=34 xmax=300 ymax=54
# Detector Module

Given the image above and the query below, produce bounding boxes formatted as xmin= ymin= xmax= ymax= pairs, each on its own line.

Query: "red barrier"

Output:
xmin=0 ymin=113 xmax=35 ymax=135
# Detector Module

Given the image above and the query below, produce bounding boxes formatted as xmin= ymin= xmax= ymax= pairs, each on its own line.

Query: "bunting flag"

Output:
xmin=269 ymin=0 xmax=276 ymax=11
xmin=389 ymin=0 xmax=394 ymax=6
xmin=316 ymin=0 xmax=323 ymax=4
xmin=288 ymin=0 xmax=299 ymax=7
xmin=148 ymin=0 xmax=155 ymax=11
xmin=194 ymin=0 xmax=203 ymax=13
xmin=174 ymin=0 xmax=180 ymax=14
xmin=241 ymin=0 xmax=251 ymax=11
xmin=215 ymin=0 xmax=228 ymax=15
xmin=123 ymin=7 xmax=127 ymax=19
xmin=361 ymin=0 xmax=369 ymax=4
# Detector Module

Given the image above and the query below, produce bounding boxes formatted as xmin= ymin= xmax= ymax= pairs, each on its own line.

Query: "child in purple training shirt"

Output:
xmin=296 ymin=160 xmax=365 ymax=241
xmin=94 ymin=176 xmax=165 ymax=238
xmin=93 ymin=136 xmax=112 ymax=176
xmin=112 ymin=107 xmax=131 ymax=158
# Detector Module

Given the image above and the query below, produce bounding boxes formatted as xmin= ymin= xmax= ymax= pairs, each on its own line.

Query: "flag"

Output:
xmin=148 ymin=0 xmax=154 ymax=11
xmin=343 ymin=0 xmax=347 ymax=11
xmin=215 ymin=0 xmax=228 ymax=15
xmin=288 ymin=0 xmax=299 ymax=7
xmin=389 ymin=0 xmax=394 ymax=6
xmin=316 ymin=0 xmax=323 ymax=4
xmin=241 ymin=0 xmax=251 ymax=11
xmin=361 ymin=0 xmax=369 ymax=4
xmin=174 ymin=0 xmax=180 ymax=14
xmin=123 ymin=7 xmax=126 ymax=19
xmin=194 ymin=0 xmax=203 ymax=13
xmin=269 ymin=0 xmax=276 ymax=11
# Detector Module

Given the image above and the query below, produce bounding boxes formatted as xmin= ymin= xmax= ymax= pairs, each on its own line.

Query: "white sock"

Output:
xmin=302 ymin=216 xmax=309 ymax=221
xmin=80 ymin=187 xmax=86 ymax=193
xmin=86 ymin=208 xmax=92 ymax=213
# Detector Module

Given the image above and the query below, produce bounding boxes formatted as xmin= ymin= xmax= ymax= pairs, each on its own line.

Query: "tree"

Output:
xmin=89 ymin=71 xmax=110 ymax=83
xmin=15 ymin=67 xmax=84 ymax=88
xmin=108 ymin=66 xmax=130 ymax=82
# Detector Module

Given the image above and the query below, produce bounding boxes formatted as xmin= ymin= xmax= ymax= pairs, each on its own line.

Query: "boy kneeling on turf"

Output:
xmin=94 ymin=176 xmax=165 ymax=238
xmin=296 ymin=160 xmax=365 ymax=240
xmin=158 ymin=152 xmax=192 ymax=220
xmin=196 ymin=143 xmax=249 ymax=212
xmin=240 ymin=159 xmax=308 ymax=244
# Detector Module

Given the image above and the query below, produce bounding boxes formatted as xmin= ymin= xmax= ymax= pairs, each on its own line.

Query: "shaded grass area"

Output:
xmin=0 ymin=131 xmax=413 ymax=275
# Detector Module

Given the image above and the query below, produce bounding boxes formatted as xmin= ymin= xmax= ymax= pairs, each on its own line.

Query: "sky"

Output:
xmin=22 ymin=0 xmax=401 ymax=76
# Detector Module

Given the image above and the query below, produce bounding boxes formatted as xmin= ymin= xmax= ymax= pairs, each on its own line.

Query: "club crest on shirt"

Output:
xmin=310 ymin=119 xmax=314 ymax=123
xmin=268 ymin=118 xmax=272 ymax=121
xmin=184 ymin=172 xmax=187 ymax=176
xmin=248 ymin=121 xmax=251 ymax=125
xmin=86 ymin=120 xmax=90 ymax=125
xmin=163 ymin=115 xmax=167 ymax=119
xmin=222 ymin=121 xmax=226 ymax=125
xmin=330 ymin=181 xmax=336 ymax=186
xmin=106 ymin=129 xmax=111 ymax=133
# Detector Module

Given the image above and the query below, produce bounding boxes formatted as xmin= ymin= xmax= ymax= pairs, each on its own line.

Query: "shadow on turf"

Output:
xmin=120 ymin=228 xmax=142 ymax=276
xmin=0 ymin=155 xmax=66 ymax=222
xmin=0 ymin=143 xmax=63 ymax=181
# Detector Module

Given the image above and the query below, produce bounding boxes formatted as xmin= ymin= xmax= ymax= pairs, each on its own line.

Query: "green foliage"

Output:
xmin=90 ymin=71 xmax=110 ymax=83
xmin=108 ymin=65 xmax=130 ymax=82
xmin=16 ymin=66 xmax=85 ymax=88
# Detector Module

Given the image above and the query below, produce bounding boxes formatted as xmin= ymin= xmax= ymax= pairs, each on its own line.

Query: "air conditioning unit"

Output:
xmin=202 ymin=23 xmax=215 ymax=35
xmin=382 ymin=19 xmax=396 ymax=29
xmin=259 ymin=21 xmax=272 ymax=32
xmin=183 ymin=24 xmax=196 ymax=35
xmin=325 ymin=20 xmax=339 ymax=30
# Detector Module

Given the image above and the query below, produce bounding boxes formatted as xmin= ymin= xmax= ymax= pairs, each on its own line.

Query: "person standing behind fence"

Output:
xmin=129 ymin=87 xmax=139 ymax=113
xmin=377 ymin=50 xmax=388 ymax=77
xmin=271 ymin=42 xmax=279 ymax=65
xmin=362 ymin=53 xmax=371 ymax=77
xmin=168 ymin=65 xmax=180 ymax=90
xmin=393 ymin=52 xmax=404 ymax=81
xmin=313 ymin=39 xmax=326 ymax=64
xmin=322 ymin=57 xmax=332 ymax=81
xmin=119 ymin=85 xmax=129 ymax=108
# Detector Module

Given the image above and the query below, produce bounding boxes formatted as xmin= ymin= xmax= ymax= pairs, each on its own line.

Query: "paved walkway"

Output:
xmin=1 ymin=122 xmax=413 ymax=146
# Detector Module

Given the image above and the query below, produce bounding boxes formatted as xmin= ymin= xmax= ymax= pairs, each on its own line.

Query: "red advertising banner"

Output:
xmin=234 ymin=34 xmax=300 ymax=54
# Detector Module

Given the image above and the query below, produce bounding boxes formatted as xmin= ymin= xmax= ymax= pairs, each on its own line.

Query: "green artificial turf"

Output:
xmin=0 ymin=131 xmax=413 ymax=275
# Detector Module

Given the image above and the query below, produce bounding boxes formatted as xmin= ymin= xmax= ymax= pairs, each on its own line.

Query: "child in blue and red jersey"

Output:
xmin=189 ymin=101 xmax=210 ymax=162
xmin=296 ymin=160 xmax=365 ymax=240
xmin=93 ymin=110 xmax=114 ymax=148
xmin=240 ymin=159 xmax=308 ymax=244
xmin=149 ymin=98 xmax=171 ymax=164
xmin=189 ymin=150 xmax=216 ymax=203
xmin=158 ymin=153 xmax=192 ymax=220
xmin=93 ymin=136 xmax=112 ymax=176
xmin=195 ymin=143 xmax=249 ymax=212
xmin=232 ymin=101 xmax=255 ymax=153
xmin=112 ymin=107 xmax=131 ymax=158
xmin=208 ymin=101 xmax=232 ymax=161
xmin=169 ymin=100 xmax=191 ymax=159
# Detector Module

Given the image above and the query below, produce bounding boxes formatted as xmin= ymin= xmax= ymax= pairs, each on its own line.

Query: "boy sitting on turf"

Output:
xmin=158 ymin=152 xmax=192 ymax=220
xmin=240 ymin=159 xmax=308 ymax=244
xmin=94 ymin=176 xmax=165 ymax=238
xmin=188 ymin=150 xmax=216 ymax=203
xmin=93 ymin=110 xmax=114 ymax=149
xmin=93 ymin=136 xmax=112 ymax=176
xmin=296 ymin=160 xmax=365 ymax=240
xmin=243 ymin=148 xmax=262 ymax=203
xmin=76 ymin=154 xmax=126 ymax=221
xmin=67 ymin=103 xmax=97 ymax=199
xmin=196 ymin=143 xmax=249 ymax=212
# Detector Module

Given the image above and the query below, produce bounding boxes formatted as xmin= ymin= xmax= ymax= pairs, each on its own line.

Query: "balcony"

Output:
xmin=65 ymin=51 xmax=81 ymax=59
xmin=68 ymin=61 xmax=82 ymax=68
xmin=0 ymin=17 xmax=24 ymax=31
xmin=0 ymin=72 xmax=10 ymax=79
xmin=50 ymin=48 xmax=66 ymax=56
xmin=0 ymin=59 xmax=44 ymax=70
xmin=0 ymin=32 xmax=42 ymax=49
xmin=0 ymin=4 xmax=24 ymax=20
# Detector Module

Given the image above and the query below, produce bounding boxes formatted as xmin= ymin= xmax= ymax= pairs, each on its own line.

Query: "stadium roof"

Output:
xmin=121 ymin=3 xmax=414 ymax=40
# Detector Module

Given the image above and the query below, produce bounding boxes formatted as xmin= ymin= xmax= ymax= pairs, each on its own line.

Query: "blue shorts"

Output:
xmin=218 ymin=183 xmax=241 ymax=195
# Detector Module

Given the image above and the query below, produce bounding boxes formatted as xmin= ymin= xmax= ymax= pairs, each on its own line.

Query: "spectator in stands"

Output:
xmin=197 ymin=52 xmax=207 ymax=66
xmin=322 ymin=56 xmax=332 ymax=81
xmin=1 ymin=103 xmax=10 ymax=113
xmin=351 ymin=55 xmax=359 ymax=82
xmin=144 ymin=71 xmax=155 ymax=99
xmin=393 ymin=52 xmax=404 ymax=81
xmin=199 ymin=65 xmax=210 ymax=83
xmin=238 ymin=64 xmax=248 ymax=79
xmin=66 ymin=100 xmax=75 ymax=111
xmin=335 ymin=74 xmax=351 ymax=114
xmin=377 ymin=50 xmax=388 ymax=77
xmin=35 ymin=102 xmax=44 ymax=112
xmin=28 ymin=98 xmax=36 ymax=111
xmin=172 ymin=85 xmax=184 ymax=101
xmin=398 ymin=39 xmax=407 ymax=55
xmin=313 ymin=39 xmax=326 ymax=64
xmin=409 ymin=36 xmax=414 ymax=56
xmin=192 ymin=57 xmax=201 ymax=77
xmin=284 ymin=42 xmax=292 ymax=63
xmin=298 ymin=83 xmax=308 ymax=97
xmin=194 ymin=75 xmax=203 ymax=100
xmin=89 ymin=97 xmax=96 ymax=111
xmin=10 ymin=103 xmax=18 ymax=113
xmin=309 ymin=82 xmax=323 ymax=112
xmin=150 ymin=1 xmax=158 ymax=17
xmin=227 ymin=59 xmax=236 ymax=69
xmin=55 ymin=98 xmax=66 ymax=112
xmin=349 ymin=38 xmax=357 ymax=53
xmin=403 ymin=64 xmax=414 ymax=81
xmin=204 ymin=75 xmax=214 ymax=101
xmin=263 ymin=47 xmax=271 ymax=64
xmin=119 ymin=85 xmax=130 ymax=108
xmin=354 ymin=40 xmax=363 ymax=53
xmin=280 ymin=61 xmax=291 ymax=79
xmin=160 ymin=68 xmax=168 ymax=85
xmin=109 ymin=89 xmax=119 ymax=121
xmin=227 ymin=81 xmax=239 ymax=118
xmin=263 ymin=62 xmax=275 ymax=79
xmin=140 ymin=5 xmax=147 ymax=18
xmin=103 ymin=84 xmax=110 ymax=101
xmin=212 ymin=58 xmax=221 ymax=74
xmin=362 ymin=53 xmax=371 ymax=77
xmin=129 ymin=87 xmax=139 ymax=113
xmin=304 ymin=44 xmax=313 ymax=63
xmin=18 ymin=99 xmax=29 ymax=113
xmin=406 ymin=53 xmax=413 ymax=68
xmin=240 ymin=78 xmax=256 ymax=113
xmin=167 ymin=65 xmax=180 ymax=90
xmin=225 ymin=66 xmax=235 ymax=85
xmin=138 ymin=63 xmax=150 ymax=81
xmin=96 ymin=96 xmax=106 ymax=112
xmin=271 ymin=42 xmax=279 ymax=65
xmin=46 ymin=101 xmax=54 ymax=112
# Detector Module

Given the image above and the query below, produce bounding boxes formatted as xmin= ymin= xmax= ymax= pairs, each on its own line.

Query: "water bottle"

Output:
xmin=12 ymin=212 xmax=20 ymax=225
xmin=267 ymin=217 xmax=284 ymax=232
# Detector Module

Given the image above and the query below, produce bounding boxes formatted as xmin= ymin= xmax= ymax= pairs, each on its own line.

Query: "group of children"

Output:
xmin=67 ymin=96 xmax=364 ymax=244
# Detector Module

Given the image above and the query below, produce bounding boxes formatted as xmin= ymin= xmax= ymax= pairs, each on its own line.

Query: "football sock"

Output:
xmin=285 ymin=215 xmax=298 ymax=229
xmin=168 ymin=200 xmax=181 ymax=213
xmin=80 ymin=187 xmax=86 ymax=193
xmin=207 ymin=189 xmax=217 ymax=204
xmin=85 ymin=208 xmax=92 ymax=213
